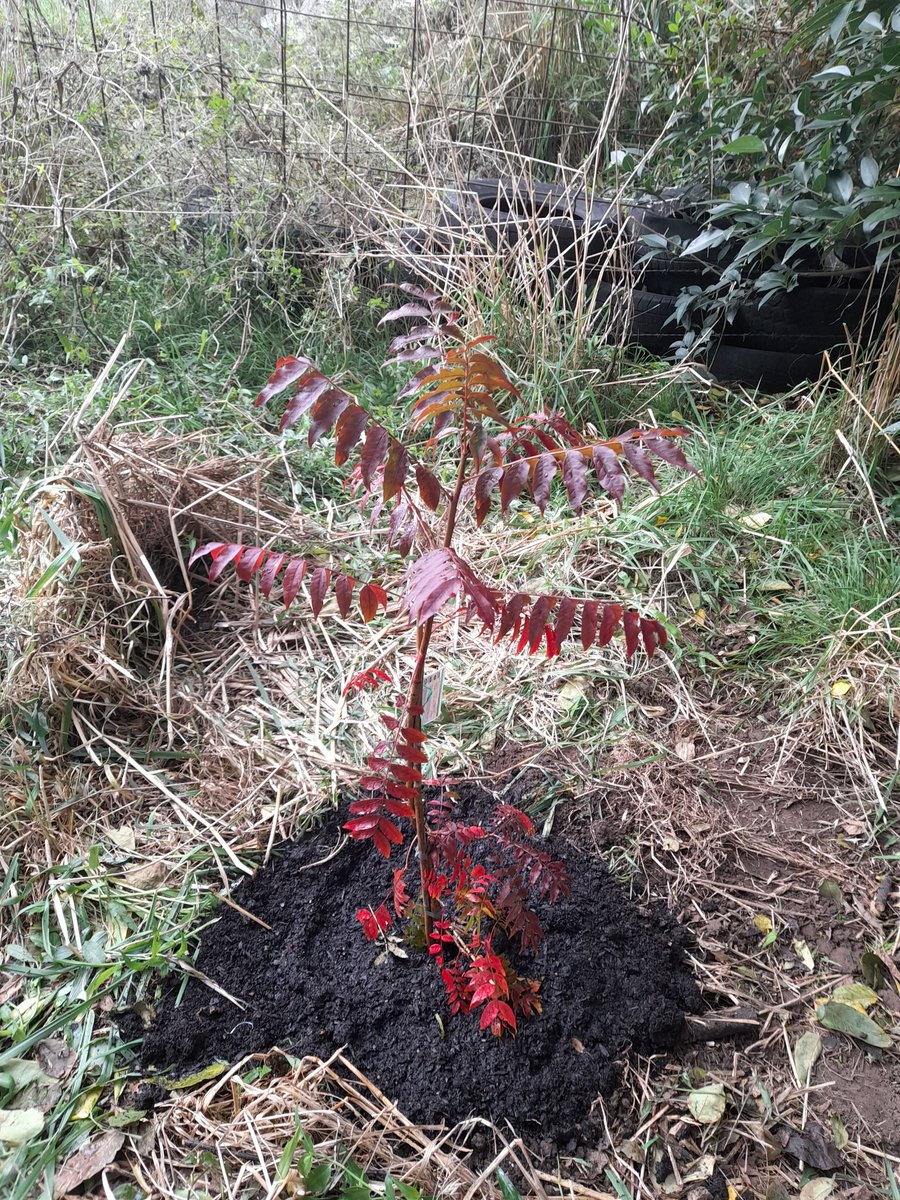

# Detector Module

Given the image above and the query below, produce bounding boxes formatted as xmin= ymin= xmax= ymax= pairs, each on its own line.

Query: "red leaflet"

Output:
xmin=356 ymin=904 xmax=392 ymax=941
xmin=359 ymin=582 xmax=388 ymax=623
xmin=623 ymin=608 xmax=641 ymax=658
xmin=581 ymin=600 xmax=599 ymax=649
xmin=474 ymin=468 xmax=503 ymax=526
xmin=361 ymin=425 xmax=389 ymax=490
xmin=500 ymin=458 xmax=531 ymax=513
xmin=592 ymin=444 xmax=626 ymax=504
xmin=526 ymin=595 xmax=555 ymax=651
xmin=280 ymin=371 xmax=331 ymax=432
xmin=334 ymin=404 xmax=369 ymax=466
xmin=480 ymin=1000 xmax=517 ymax=1037
xmin=597 ymin=603 xmax=622 ymax=648
xmin=309 ymin=566 xmax=332 ymax=618
xmin=236 ymin=545 xmax=267 ymax=582
xmin=531 ymin=454 xmax=557 ymax=514
xmin=343 ymin=667 xmax=391 ymax=696
xmin=554 ymin=597 xmax=578 ymax=647
xmin=207 ymin=543 xmax=243 ymax=583
xmin=309 ymin=388 xmax=351 ymax=447
xmin=383 ymin=440 xmax=410 ymax=502
xmin=393 ymin=868 xmax=411 ymax=917
xmin=282 ymin=557 xmax=308 ymax=608
xmin=415 ymin=463 xmax=442 ymax=511
xmin=255 ymin=355 xmax=312 ymax=407
xmin=640 ymin=616 xmax=658 ymax=658
xmin=259 ymin=552 xmax=286 ymax=598
xmin=622 ymin=440 xmax=660 ymax=491
xmin=335 ymin=573 xmax=355 ymax=618
xmin=562 ymin=449 xmax=589 ymax=513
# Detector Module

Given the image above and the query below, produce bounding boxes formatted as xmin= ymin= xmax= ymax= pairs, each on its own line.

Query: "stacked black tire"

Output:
xmin=389 ymin=178 xmax=894 ymax=390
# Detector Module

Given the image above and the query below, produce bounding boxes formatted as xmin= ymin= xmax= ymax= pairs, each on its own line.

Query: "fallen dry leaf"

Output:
xmin=54 ymin=1130 xmax=125 ymax=1197
xmin=674 ymin=738 xmax=696 ymax=763
xmin=36 ymin=1038 xmax=76 ymax=1080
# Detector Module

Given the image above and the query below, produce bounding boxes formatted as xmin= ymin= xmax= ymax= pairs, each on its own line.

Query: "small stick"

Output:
xmin=871 ymin=873 xmax=893 ymax=917
xmin=682 ymin=1008 xmax=760 ymax=1043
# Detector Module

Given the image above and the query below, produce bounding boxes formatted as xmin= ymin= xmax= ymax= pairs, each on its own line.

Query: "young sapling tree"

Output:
xmin=191 ymin=286 xmax=697 ymax=1036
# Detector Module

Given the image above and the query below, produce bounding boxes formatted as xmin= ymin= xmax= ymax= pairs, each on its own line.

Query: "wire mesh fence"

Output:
xmin=2 ymin=0 xmax=657 ymax=254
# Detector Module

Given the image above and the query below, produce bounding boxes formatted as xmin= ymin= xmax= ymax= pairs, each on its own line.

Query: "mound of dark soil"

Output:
xmin=141 ymin=784 xmax=700 ymax=1138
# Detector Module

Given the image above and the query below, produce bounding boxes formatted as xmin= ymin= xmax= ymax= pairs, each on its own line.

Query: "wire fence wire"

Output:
xmin=1 ymin=0 xmax=656 ymax=253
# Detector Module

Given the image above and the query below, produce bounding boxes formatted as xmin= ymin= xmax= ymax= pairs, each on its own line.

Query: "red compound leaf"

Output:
xmin=356 ymin=904 xmax=392 ymax=941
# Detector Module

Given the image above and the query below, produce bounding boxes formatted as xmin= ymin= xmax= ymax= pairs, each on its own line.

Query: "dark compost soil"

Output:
xmin=140 ymin=784 xmax=700 ymax=1138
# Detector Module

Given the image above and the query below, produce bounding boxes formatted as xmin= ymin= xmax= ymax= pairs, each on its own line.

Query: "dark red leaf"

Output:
xmin=592 ymin=445 xmax=626 ymax=504
xmin=188 ymin=540 xmax=224 ymax=568
xmin=554 ymin=597 xmax=578 ymax=647
xmin=527 ymin=595 xmax=555 ymax=650
xmin=640 ymin=616 xmax=657 ymax=658
xmin=280 ymin=370 xmax=331 ymax=432
xmin=474 ymin=468 xmax=503 ymax=526
xmin=643 ymin=432 xmax=699 ymax=476
xmin=581 ymin=600 xmax=599 ymax=649
xmin=335 ymin=573 xmax=354 ymax=618
xmin=359 ymin=582 xmax=388 ymax=623
xmin=531 ymin=454 xmax=557 ymax=514
xmin=654 ymin=619 xmax=668 ymax=650
xmin=282 ymin=557 xmax=308 ymax=608
xmin=597 ymin=603 xmax=622 ymax=647
xmin=360 ymin=424 xmax=389 ymax=490
xmin=235 ymin=546 xmax=267 ymax=582
xmin=622 ymin=441 xmax=660 ymax=491
xmin=379 ymin=817 xmax=403 ymax=845
xmin=208 ymin=543 xmax=243 ymax=583
xmin=401 ymin=726 xmax=427 ymax=744
xmin=500 ymin=459 xmax=530 ymax=513
xmin=497 ymin=592 xmax=529 ymax=641
xmin=309 ymin=566 xmax=331 ymax=618
xmin=334 ymin=404 xmax=368 ymax=466
xmin=383 ymin=441 xmax=410 ymax=502
xmin=309 ymin=388 xmax=351 ymax=447
xmin=256 ymin=356 xmax=311 ymax=407
xmin=398 ymin=364 xmax=439 ymax=400
xmin=378 ymin=303 xmax=431 ymax=325
xmin=624 ymin=609 xmax=640 ymax=658
xmin=259 ymin=552 xmax=286 ymax=598
xmin=415 ymin=463 xmax=442 ymax=511
xmin=562 ymin=450 xmax=589 ymax=513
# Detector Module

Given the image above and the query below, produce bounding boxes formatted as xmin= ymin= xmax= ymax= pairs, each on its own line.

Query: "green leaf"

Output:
xmin=861 ymin=951 xmax=885 ymax=989
xmin=305 ymin=1163 xmax=332 ymax=1194
xmin=816 ymin=1000 xmax=891 ymax=1047
xmin=682 ymin=229 xmax=728 ymax=256
xmin=819 ymin=878 xmax=843 ymax=903
xmin=687 ymin=1082 xmax=727 ymax=1124
xmin=497 ymin=1169 xmax=523 ymax=1200
xmin=0 ymin=1107 xmax=44 ymax=1145
xmin=723 ymin=135 xmax=767 ymax=155
xmin=830 ymin=1113 xmax=849 ymax=1150
xmin=860 ymin=155 xmax=880 ymax=187
xmin=828 ymin=170 xmax=853 ymax=203
xmin=155 ymin=1061 xmax=229 ymax=1090
xmin=831 ymin=982 xmax=879 ymax=1009
xmin=793 ymin=1030 xmax=822 ymax=1084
